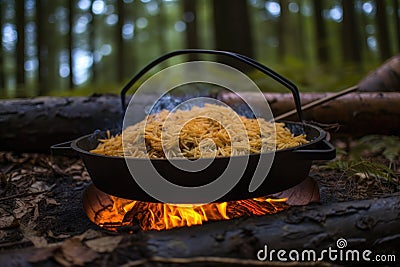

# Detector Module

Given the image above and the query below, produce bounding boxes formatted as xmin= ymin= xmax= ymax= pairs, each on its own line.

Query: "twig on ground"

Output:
xmin=0 ymin=190 xmax=49 ymax=202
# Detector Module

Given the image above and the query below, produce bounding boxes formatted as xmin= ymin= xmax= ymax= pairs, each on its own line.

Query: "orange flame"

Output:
xmin=93 ymin=195 xmax=288 ymax=231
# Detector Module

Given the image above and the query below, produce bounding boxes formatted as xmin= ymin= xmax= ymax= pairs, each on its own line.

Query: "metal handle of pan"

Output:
xmin=120 ymin=49 xmax=304 ymax=122
xmin=293 ymin=140 xmax=336 ymax=160
xmin=50 ymin=140 xmax=77 ymax=157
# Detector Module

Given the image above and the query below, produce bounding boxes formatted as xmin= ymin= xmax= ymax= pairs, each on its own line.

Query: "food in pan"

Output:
xmin=90 ymin=104 xmax=308 ymax=158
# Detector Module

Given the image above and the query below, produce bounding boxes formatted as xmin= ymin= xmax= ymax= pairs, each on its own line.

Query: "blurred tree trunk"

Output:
xmin=16 ymin=0 xmax=25 ymax=94
xmin=358 ymin=4 xmax=371 ymax=61
xmin=183 ymin=0 xmax=199 ymax=60
xmin=312 ymin=0 xmax=328 ymax=63
xmin=0 ymin=3 xmax=5 ymax=91
xmin=129 ymin=1 xmax=137 ymax=76
xmin=341 ymin=0 xmax=361 ymax=63
xmin=90 ymin=0 xmax=97 ymax=83
xmin=277 ymin=0 xmax=289 ymax=60
xmin=47 ymin=2 xmax=58 ymax=91
xmin=394 ymin=0 xmax=400 ymax=53
xmin=116 ymin=0 xmax=125 ymax=82
xmin=68 ymin=0 xmax=74 ymax=89
xmin=36 ymin=0 xmax=47 ymax=95
xmin=375 ymin=0 xmax=391 ymax=60
xmin=293 ymin=1 xmax=306 ymax=61
xmin=157 ymin=0 xmax=167 ymax=55
xmin=212 ymin=0 xmax=254 ymax=58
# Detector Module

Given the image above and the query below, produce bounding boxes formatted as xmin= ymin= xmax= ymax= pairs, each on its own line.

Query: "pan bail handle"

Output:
xmin=120 ymin=49 xmax=304 ymax=122
xmin=293 ymin=140 xmax=336 ymax=160
xmin=51 ymin=141 xmax=77 ymax=157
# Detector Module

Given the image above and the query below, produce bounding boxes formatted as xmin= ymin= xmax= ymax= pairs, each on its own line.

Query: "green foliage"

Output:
xmin=2 ymin=0 xmax=399 ymax=98
xmin=322 ymin=159 xmax=397 ymax=185
xmin=358 ymin=135 xmax=400 ymax=163
xmin=247 ymin=60 xmax=370 ymax=93
xmin=49 ymin=84 xmax=121 ymax=97
xmin=321 ymin=135 xmax=399 ymax=185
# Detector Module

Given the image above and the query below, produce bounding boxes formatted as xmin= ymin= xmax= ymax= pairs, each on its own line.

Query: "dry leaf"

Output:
xmin=48 ymin=230 xmax=70 ymax=239
xmin=33 ymin=166 xmax=48 ymax=173
xmin=10 ymin=171 xmax=24 ymax=181
xmin=73 ymin=171 xmax=91 ymax=182
xmin=14 ymin=199 xmax=36 ymax=219
xmin=0 ymin=214 xmax=17 ymax=229
xmin=29 ymin=246 xmax=58 ymax=263
xmin=45 ymin=198 xmax=60 ymax=205
xmin=77 ymin=229 xmax=101 ymax=241
xmin=12 ymin=185 xmax=50 ymax=220
xmin=28 ymin=236 xmax=48 ymax=248
xmin=272 ymin=177 xmax=320 ymax=206
xmin=64 ymin=163 xmax=83 ymax=174
xmin=61 ymin=238 xmax=98 ymax=266
xmin=30 ymin=181 xmax=49 ymax=192
xmin=20 ymin=222 xmax=48 ymax=248
xmin=30 ymin=237 xmax=98 ymax=265
xmin=54 ymin=249 xmax=73 ymax=267
xmin=85 ymin=236 xmax=123 ymax=253
xmin=0 ymin=231 xmax=6 ymax=240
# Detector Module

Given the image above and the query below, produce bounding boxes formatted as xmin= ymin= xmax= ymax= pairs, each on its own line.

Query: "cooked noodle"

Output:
xmin=90 ymin=103 xmax=308 ymax=158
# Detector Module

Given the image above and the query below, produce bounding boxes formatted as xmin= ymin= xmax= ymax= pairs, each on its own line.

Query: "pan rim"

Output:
xmin=70 ymin=121 xmax=327 ymax=161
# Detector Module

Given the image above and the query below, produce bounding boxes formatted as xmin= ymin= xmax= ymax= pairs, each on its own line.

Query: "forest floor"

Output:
xmin=0 ymin=137 xmax=398 ymax=266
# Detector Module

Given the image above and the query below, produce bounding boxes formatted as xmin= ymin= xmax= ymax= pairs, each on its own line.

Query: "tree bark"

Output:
xmin=143 ymin=193 xmax=400 ymax=258
xmin=47 ymin=2 xmax=59 ymax=91
xmin=116 ymin=0 xmax=125 ymax=83
xmin=220 ymin=92 xmax=400 ymax=137
xmin=68 ymin=0 xmax=74 ymax=89
xmin=36 ymin=0 xmax=47 ymax=95
xmin=0 ymin=95 xmax=124 ymax=152
xmin=183 ymin=0 xmax=199 ymax=61
xmin=357 ymin=55 xmax=400 ymax=92
xmin=341 ymin=0 xmax=361 ymax=63
xmin=157 ymin=0 xmax=168 ymax=56
xmin=0 ymin=3 xmax=5 ymax=92
xmin=212 ymin=0 xmax=254 ymax=65
xmin=394 ymin=0 xmax=400 ymax=53
xmin=16 ymin=0 xmax=25 ymax=92
xmin=0 ymin=93 xmax=399 ymax=152
xmin=294 ymin=1 xmax=306 ymax=61
xmin=277 ymin=0 xmax=289 ymax=60
xmin=375 ymin=0 xmax=392 ymax=60
xmin=312 ymin=0 xmax=328 ymax=63
xmin=90 ymin=0 xmax=97 ymax=84
xmin=0 ymin=194 xmax=399 ymax=264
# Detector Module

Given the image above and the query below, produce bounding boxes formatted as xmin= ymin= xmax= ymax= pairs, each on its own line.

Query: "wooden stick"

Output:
xmin=275 ymin=55 xmax=400 ymax=121
xmin=0 ymin=190 xmax=48 ymax=202
xmin=274 ymin=85 xmax=359 ymax=121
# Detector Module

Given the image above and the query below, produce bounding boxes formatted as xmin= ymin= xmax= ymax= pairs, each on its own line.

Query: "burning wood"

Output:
xmin=84 ymin=184 xmax=288 ymax=231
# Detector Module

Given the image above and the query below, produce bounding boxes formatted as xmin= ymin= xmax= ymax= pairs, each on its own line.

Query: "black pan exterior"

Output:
xmin=71 ymin=122 xmax=335 ymax=203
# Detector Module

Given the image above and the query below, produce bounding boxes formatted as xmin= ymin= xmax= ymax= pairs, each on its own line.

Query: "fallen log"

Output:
xmin=221 ymin=92 xmax=400 ymax=137
xmin=0 ymin=95 xmax=122 ymax=152
xmin=1 ymin=93 xmax=399 ymax=152
xmin=0 ymin=193 xmax=398 ymax=265
xmin=143 ymin=193 xmax=400 ymax=259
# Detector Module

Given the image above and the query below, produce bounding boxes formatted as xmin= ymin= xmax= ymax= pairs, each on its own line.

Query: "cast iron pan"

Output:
xmin=52 ymin=50 xmax=336 ymax=203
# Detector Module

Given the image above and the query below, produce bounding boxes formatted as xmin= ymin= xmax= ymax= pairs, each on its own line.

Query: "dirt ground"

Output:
xmin=0 ymin=137 xmax=398 ymax=266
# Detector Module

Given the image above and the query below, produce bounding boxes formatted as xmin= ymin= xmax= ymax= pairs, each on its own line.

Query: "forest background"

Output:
xmin=0 ymin=0 xmax=399 ymax=98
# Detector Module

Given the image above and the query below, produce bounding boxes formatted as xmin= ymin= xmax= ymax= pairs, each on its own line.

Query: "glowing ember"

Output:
xmin=92 ymin=194 xmax=288 ymax=231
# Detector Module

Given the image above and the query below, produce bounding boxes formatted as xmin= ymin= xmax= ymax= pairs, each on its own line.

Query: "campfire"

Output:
xmin=83 ymin=184 xmax=288 ymax=232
